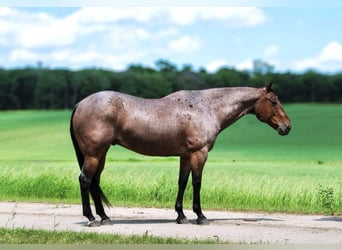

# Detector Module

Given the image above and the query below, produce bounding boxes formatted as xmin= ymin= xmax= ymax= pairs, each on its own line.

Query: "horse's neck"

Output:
xmin=207 ymin=87 xmax=262 ymax=131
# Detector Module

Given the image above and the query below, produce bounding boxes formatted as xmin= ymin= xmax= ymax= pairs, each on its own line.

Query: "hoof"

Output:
xmin=101 ymin=218 xmax=112 ymax=226
xmin=87 ymin=220 xmax=101 ymax=227
xmin=176 ymin=216 xmax=189 ymax=224
xmin=197 ymin=217 xmax=209 ymax=225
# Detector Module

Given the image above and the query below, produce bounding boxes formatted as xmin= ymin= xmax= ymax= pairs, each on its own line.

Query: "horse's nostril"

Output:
xmin=278 ymin=123 xmax=291 ymax=136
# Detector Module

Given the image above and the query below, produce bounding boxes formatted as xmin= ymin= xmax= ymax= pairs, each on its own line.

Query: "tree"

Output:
xmin=69 ymin=69 xmax=111 ymax=105
xmin=8 ymin=69 xmax=38 ymax=109
xmin=119 ymin=64 xmax=172 ymax=98
xmin=173 ymin=64 xmax=205 ymax=90
xmin=332 ymin=73 xmax=342 ymax=102
xmin=34 ymin=69 xmax=70 ymax=109
xmin=0 ymin=70 xmax=17 ymax=109
xmin=215 ymin=67 xmax=250 ymax=87
xmin=301 ymin=70 xmax=333 ymax=102
xmin=155 ymin=59 xmax=177 ymax=73
xmin=0 ymin=59 xmax=342 ymax=110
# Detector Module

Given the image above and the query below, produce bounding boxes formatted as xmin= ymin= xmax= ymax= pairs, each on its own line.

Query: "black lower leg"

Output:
xmin=175 ymin=193 xmax=188 ymax=224
xmin=175 ymin=160 xmax=190 ymax=224
xmin=90 ymin=180 xmax=111 ymax=225
xmin=79 ymin=173 xmax=96 ymax=224
xmin=192 ymin=175 xmax=208 ymax=225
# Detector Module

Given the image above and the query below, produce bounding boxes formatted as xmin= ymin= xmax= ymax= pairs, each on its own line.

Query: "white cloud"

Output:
xmin=105 ymin=26 xmax=151 ymax=52
xmin=0 ymin=7 xmax=266 ymax=69
xmin=68 ymin=7 xmax=159 ymax=25
xmin=0 ymin=7 xmax=12 ymax=16
xmin=169 ymin=7 xmax=197 ymax=26
xmin=320 ymin=41 xmax=342 ymax=61
xmin=0 ymin=7 xmax=79 ymax=49
xmin=168 ymin=36 xmax=201 ymax=53
xmin=205 ymin=59 xmax=227 ymax=73
xmin=293 ymin=41 xmax=342 ymax=72
xmin=66 ymin=7 xmax=266 ymax=28
xmin=66 ymin=7 xmax=265 ymax=27
xmin=9 ymin=49 xmax=39 ymax=62
xmin=65 ymin=48 xmax=147 ymax=70
xmin=235 ymin=59 xmax=254 ymax=71
xmin=211 ymin=7 xmax=266 ymax=27
xmin=169 ymin=7 xmax=266 ymax=27
xmin=19 ymin=20 xmax=79 ymax=49
xmin=51 ymin=49 xmax=72 ymax=62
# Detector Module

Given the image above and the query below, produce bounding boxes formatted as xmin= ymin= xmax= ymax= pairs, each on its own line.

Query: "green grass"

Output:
xmin=0 ymin=105 xmax=341 ymax=215
xmin=0 ymin=228 xmax=220 ymax=244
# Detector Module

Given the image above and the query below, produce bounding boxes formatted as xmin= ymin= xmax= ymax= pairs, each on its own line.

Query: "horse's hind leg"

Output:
xmin=79 ymin=171 xmax=98 ymax=226
xmin=90 ymin=154 xmax=112 ymax=225
xmin=79 ymin=156 xmax=103 ymax=227
xmin=90 ymin=178 xmax=112 ymax=225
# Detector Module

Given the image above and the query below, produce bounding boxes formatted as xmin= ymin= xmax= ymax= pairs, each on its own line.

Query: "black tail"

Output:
xmin=93 ymin=184 xmax=112 ymax=208
xmin=70 ymin=104 xmax=84 ymax=171
xmin=70 ymin=104 xmax=112 ymax=208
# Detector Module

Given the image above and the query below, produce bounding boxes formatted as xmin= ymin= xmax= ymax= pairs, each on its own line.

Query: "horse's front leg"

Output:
xmin=190 ymin=148 xmax=209 ymax=225
xmin=175 ymin=157 xmax=191 ymax=224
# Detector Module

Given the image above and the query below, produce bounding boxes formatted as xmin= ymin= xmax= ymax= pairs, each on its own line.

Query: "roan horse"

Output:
xmin=70 ymin=83 xmax=291 ymax=226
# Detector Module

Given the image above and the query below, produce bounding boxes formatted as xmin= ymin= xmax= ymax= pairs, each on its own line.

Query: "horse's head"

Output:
xmin=253 ymin=83 xmax=291 ymax=136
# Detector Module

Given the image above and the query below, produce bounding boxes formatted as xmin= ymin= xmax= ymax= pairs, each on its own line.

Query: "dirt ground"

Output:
xmin=0 ymin=201 xmax=341 ymax=244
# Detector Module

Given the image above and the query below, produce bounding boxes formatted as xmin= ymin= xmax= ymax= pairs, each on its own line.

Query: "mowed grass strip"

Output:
xmin=0 ymin=104 xmax=341 ymax=215
xmin=0 ymin=228 xmax=220 ymax=244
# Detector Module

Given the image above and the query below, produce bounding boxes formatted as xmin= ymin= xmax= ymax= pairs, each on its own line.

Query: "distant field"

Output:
xmin=0 ymin=104 xmax=341 ymax=214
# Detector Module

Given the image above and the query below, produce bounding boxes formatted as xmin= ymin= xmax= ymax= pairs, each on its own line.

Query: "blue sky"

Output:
xmin=1 ymin=4 xmax=342 ymax=73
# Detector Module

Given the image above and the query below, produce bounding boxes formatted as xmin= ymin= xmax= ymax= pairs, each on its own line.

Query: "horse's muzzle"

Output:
xmin=277 ymin=123 xmax=291 ymax=136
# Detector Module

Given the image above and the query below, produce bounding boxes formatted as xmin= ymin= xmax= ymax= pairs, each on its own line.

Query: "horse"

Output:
xmin=70 ymin=83 xmax=291 ymax=226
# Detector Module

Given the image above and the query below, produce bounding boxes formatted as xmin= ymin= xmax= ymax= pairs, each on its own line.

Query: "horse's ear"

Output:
xmin=266 ymin=81 xmax=273 ymax=92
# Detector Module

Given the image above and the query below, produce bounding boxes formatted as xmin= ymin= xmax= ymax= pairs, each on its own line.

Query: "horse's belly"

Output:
xmin=114 ymin=112 xmax=212 ymax=157
xmin=116 ymin=129 xmax=187 ymax=157
xmin=118 ymin=138 xmax=186 ymax=157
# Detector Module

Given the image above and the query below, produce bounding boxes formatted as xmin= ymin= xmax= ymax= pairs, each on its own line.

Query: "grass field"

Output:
xmin=0 ymin=104 xmax=341 ymax=215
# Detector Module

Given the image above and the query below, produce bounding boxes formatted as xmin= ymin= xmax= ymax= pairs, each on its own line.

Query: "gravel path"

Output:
xmin=0 ymin=201 xmax=341 ymax=244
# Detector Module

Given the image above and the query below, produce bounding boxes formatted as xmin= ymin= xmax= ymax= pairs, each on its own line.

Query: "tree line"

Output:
xmin=1 ymin=59 xmax=342 ymax=110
